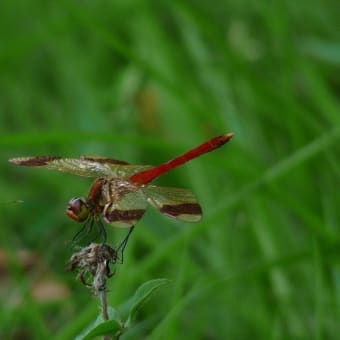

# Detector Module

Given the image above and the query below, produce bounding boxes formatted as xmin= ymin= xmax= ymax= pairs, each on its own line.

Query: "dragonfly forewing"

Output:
xmin=9 ymin=156 xmax=153 ymax=179
xmin=108 ymin=164 xmax=153 ymax=178
xmin=9 ymin=157 xmax=115 ymax=178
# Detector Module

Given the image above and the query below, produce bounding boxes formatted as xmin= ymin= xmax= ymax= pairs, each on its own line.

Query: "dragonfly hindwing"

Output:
xmin=143 ymin=185 xmax=202 ymax=222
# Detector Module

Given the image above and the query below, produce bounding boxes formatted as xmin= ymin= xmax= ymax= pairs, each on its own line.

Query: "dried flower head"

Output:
xmin=68 ymin=243 xmax=117 ymax=293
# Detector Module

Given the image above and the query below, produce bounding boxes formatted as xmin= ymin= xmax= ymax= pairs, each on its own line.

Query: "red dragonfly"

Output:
xmin=10 ymin=133 xmax=234 ymax=245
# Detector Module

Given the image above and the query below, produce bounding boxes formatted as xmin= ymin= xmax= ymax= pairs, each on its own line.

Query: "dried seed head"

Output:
xmin=67 ymin=243 xmax=118 ymax=293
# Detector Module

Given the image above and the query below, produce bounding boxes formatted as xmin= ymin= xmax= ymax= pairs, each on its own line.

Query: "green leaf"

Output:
xmin=76 ymin=307 xmax=122 ymax=340
xmin=127 ymin=278 xmax=170 ymax=324
xmin=82 ymin=320 xmax=121 ymax=340
xmin=108 ymin=306 xmax=122 ymax=323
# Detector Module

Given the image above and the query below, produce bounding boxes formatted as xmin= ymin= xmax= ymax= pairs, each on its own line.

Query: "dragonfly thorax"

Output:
xmin=102 ymin=178 xmax=138 ymax=203
xmin=66 ymin=197 xmax=89 ymax=222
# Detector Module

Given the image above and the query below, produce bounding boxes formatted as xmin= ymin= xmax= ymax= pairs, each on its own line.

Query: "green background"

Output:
xmin=1 ymin=0 xmax=339 ymax=339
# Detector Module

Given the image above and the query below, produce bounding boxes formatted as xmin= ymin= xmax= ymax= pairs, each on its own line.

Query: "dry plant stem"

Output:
xmin=100 ymin=289 xmax=109 ymax=321
xmin=100 ymin=291 xmax=122 ymax=340
xmin=100 ymin=290 xmax=110 ymax=340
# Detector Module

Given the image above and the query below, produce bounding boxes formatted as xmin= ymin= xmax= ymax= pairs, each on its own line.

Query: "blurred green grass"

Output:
xmin=1 ymin=0 xmax=339 ymax=339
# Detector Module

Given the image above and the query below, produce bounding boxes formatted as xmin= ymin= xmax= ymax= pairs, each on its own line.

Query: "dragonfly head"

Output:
xmin=66 ymin=197 xmax=89 ymax=222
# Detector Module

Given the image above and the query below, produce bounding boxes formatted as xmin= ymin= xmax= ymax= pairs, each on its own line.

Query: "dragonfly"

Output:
xmin=9 ymin=133 xmax=234 ymax=247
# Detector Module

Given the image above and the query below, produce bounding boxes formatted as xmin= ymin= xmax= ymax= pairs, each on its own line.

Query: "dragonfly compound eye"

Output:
xmin=66 ymin=197 xmax=89 ymax=222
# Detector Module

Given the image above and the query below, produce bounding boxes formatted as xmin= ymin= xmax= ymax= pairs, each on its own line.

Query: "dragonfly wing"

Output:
xmin=9 ymin=156 xmax=116 ymax=177
xmin=103 ymin=190 xmax=147 ymax=228
xmin=107 ymin=164 xmax=153 ymax=178
xmin=142 ymin=185 xmax=202 ymax=222
xmin=9 ymin=156 xmax=153 ymax=179
xmin=80 ymin=156 xmax=153 ymax=178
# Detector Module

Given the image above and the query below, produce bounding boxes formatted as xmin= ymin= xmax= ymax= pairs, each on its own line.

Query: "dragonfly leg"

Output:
xmin=71 ymin=217 xmax=91 ymax=245
xmin=82 ymin=218 xmax=95 ymax=240
xmin=99 ymin=219 xmax=107 ymax=243
xmin=116 ymin=225 xmax=135 ymax=263
xmin=91 ymin=218 xmax=107 ymax=243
